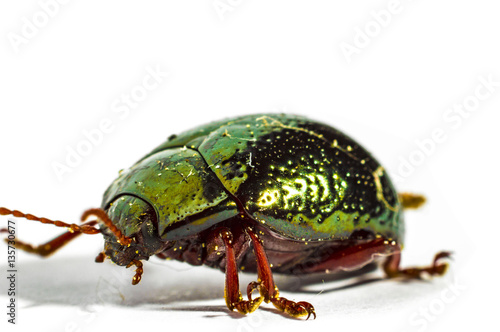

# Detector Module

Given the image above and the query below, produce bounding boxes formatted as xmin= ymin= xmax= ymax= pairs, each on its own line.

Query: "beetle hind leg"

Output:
xmin=384 ymin=251 xmax=452 ymax=279
xmin=398 ymin=193 xmax=426 ymax=209
xmin=271 ymin=297 xmax=316 ymax=319
xmin=220 ymin=228 xmax=264 ymax=315
xmin=245 ymin=227 xmax=316 ymax=319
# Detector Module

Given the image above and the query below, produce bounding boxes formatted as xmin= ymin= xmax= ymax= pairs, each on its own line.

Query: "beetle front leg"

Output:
xmin=126 ymin=259 xmax=144 ymax=285
xmin=245 ymin=227 xmax=316 ymax=319
xmin=220 ymin=228 xmax=263 ymax=314
xmin=384 ymin=250 xmax=451 ymax=279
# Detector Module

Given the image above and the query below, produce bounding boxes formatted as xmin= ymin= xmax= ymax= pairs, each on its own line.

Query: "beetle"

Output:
xmin=1 ymin=113 xmax=450 ymax=319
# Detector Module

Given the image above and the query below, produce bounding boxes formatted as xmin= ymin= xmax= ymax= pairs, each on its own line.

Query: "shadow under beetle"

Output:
xmin=1 ymin=114 xmax=451 ymax=319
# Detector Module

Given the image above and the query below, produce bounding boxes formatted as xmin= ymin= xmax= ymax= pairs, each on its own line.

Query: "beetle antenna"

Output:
xmin=81 ymin=208 xmax=132 ymax=246
xmin=0 ymin=207 xmax=101 ymax=235
xmin=1 ymin=220 xmax=99 ymax=257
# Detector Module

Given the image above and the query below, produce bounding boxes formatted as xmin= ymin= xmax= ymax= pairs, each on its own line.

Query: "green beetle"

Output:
xmin=1 ymin=114 xmax=450 ymax=319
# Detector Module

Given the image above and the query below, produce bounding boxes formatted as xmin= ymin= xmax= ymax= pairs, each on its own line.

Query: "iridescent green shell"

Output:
xmin=102 ymin=114 xmax=403 ymax=243
xmin=102 ymin=147 xmax=238 ymax=240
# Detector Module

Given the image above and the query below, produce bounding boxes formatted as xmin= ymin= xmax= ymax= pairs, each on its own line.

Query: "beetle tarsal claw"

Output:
xmin=434 ymin=251 xmax=453 ymax=262
xmin=384 ymin=250 xmax=452 ymax=280
xmin=246 ymin=281 xmax=262 ymax=301
xmin=271 ymin=297 xmax=316 ymax=320
xmin=95 ymin=251 xmax=106 ymax=263
xmin=126 ymin=260 xmax=143 ymax=285
xmin=430 ymin=251 xmax=452 ymax=276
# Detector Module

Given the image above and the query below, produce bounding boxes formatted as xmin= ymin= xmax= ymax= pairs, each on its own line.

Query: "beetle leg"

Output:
xmin=398 ymin=193 xmax=426 ymax=209
xmin=0 ymin=220 xmax=98 ymax=257
xmin=246 ymin=227 xmax=316 ymax=319
xmin=126 ymin=259 xmax=144 ymax=285
xmin=384 ymin=250 xmax=451 ymax=279
xmin=95 ymin=251 xmax=106 ymax=263
xmin=220 ymin=228 xmax=263 ymax=315
xmin=246 ymin=281 xmax=262 ymax=301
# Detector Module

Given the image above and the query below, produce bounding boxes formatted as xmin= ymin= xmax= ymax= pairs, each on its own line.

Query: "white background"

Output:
xmin=0 ymin=1 xmax=498 ymax=331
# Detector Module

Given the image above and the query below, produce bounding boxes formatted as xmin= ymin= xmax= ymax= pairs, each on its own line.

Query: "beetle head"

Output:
xmin=99 ymin=195 xmax=166 ymax=267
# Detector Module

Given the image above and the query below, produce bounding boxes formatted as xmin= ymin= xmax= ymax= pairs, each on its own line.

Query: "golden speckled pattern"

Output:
xmin=193 ymin=114 xmax=403 ymax=242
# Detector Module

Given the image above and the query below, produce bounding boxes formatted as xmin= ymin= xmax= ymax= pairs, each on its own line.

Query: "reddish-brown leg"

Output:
xmin=398 ymin=193 xmax=426 ymax=209
xmin=220 ymin=228 xmax=263 ymax=314
xmin=1 ymin=220 xmax=98 ymax=257
xmin=383 ymin=250 xmax=451 ymax=279
xmin=126 ymin=259 xmax=144 ymax=285
xmin=246 ymin=227 xmax=316 ymax=319
xmin=95 ymin=251 xmax=106 ymax=263
xmin=288 ymin=237 xmax=449 ymax=280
